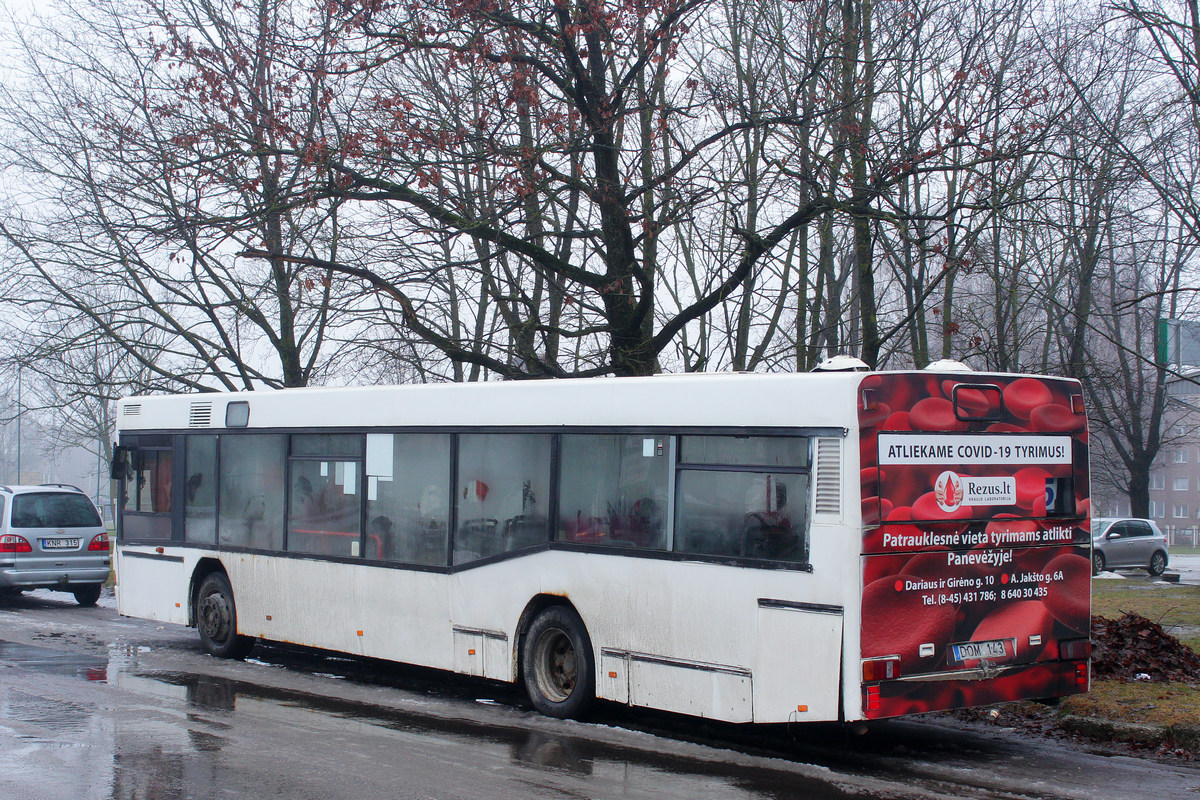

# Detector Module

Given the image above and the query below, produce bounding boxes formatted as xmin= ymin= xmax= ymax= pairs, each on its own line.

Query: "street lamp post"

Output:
xmin=15 ymin=365 xmax=21 ymax=483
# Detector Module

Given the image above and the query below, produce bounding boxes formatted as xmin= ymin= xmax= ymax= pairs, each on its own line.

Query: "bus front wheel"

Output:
xmin=522 ymin=606 xmax=595 ymax=719
xmin=196 ymin=572 xmax=255 ymax=659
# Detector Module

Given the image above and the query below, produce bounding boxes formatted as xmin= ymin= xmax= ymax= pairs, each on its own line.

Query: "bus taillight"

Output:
xmin=1059 ymin=638 xmax=1091 ymax=660
xmin=0 ymin=534 xmax=32 ymax=553
xmin=862 ymin=656 xmax=901 ymax=682
xmin=1075 ymin=662 xmax=1088 ymax=688
xmin=865 ymin=685 xmax=881 ymax=711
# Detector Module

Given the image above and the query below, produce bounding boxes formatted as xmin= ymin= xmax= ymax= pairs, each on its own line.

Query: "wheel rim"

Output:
xmin=1093 ymin=553 xmax=1104 ymax=573
xmin=531 ymin=627 xmax=577 ymax=704
xmin=1152 ymin=553 xmax=1166 ymax=573
xmin=199 ymin=589 xmax=233 ymax=645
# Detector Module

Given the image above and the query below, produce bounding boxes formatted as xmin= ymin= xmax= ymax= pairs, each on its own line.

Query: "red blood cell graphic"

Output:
xmin=1031 ymin=493 xmax=1047 ymax=517
xmin=860 ymin=438 xmax=878 ymax=469
xmin=969 ymin=601 xmax=1054 ymax=658
xmin=985 ymin=513 xmax=1031 ymax=532
xmin=909 ymin=397 xmax=969 ymax=432
xmin=1076 ymin=498 xmax=1090 ymax=522
xmin=986 ymin=422 xmax=1027 ymax=433
xmin=861 ymin=467 xmax=881 ymax=491
xmin=884 ymin=411 xmax=913 ymax=431
xmin=862 ymin=527 xmax=886 ymax=554
xmin=863 ymin=555 xmax=904 ymax=585
xmin=1030 ymin=403 xmax=1085 ymax=433
xmin=1011 ymin=542 xmax=1053 ymax=570
xmin=886 ymin=506 xmax=914 ymax=522
xmin=900 ymin=549 xmax=962 ymax=589
xmin=862 ymin=497 xmax=890 ymax=526
xmin=912 ymin=491 xmax=975 ymax=521
xmin=1041 ymin=553 xmax=1091 ymax=633
xmin=861 ymin=575 xmax=957 ymax=670
xmin=882 ymin=466 xmax=927 ymax=503
xmin=1003 ymin=378 xmax=1053 ymax=420
xmin=1014 ymin=467 xmax=1051 ymax=509
xmin=861 ymin=401 xmax=891 ymax=428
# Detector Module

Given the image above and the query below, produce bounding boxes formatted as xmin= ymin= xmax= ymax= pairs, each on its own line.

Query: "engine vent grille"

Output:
xmin=188 ymin=401 xmax=213 ymax=428
xmin=813 ymin=438 xmax=842 ymax=517
xmin=123 ymin=404 xmax=142 ymax=416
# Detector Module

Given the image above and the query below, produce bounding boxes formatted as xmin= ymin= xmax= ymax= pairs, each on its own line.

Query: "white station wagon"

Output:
xmin=0 ymin=485 xmax=110 ymax=605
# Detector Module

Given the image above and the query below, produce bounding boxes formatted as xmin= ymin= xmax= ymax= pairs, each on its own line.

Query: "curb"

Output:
xmin=1060 ymin=714 xmax=1200 ymax=750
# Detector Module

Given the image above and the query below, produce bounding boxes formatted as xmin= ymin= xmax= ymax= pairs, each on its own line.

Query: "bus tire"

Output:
xmin=522 ymin=606 xmax=594 ymax=719
xmin=196 ymin=572 xmax=255 ymax=659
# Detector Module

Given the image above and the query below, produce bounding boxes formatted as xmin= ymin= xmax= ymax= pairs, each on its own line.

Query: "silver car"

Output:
xmin=1091 ymin=517 xmax=1169 ymax=577
xmin=0 ymin=485 xmax=111 ymax=605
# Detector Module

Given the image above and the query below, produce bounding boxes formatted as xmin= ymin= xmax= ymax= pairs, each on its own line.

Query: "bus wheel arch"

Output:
xmin=189 ymin=558 xmax=226 ymax=626
xmin=517 ymin=596 xmax=595 ymax=719
xmin=192 ymin=561 xmax=255 ymax=660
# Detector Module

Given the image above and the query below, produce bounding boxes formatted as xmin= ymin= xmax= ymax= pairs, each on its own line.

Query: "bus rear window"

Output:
xmin=12 ymin=493 xmax=102 ymax=528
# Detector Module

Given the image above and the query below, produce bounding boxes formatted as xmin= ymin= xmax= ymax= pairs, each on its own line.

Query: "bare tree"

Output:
xmin=0 ymin=0 xmax=362 ymax=392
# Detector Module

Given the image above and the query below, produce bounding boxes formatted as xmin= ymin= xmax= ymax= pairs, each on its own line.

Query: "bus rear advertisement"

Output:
xmin=858 ymin=373 xmax=1090 ymax=719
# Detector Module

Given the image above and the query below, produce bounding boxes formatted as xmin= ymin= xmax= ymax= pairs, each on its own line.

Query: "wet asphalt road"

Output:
xmin=2 ymin=590 xmax=1200 ymax=800
xmin=1164 ymin=552 xmax=1200 ymax=584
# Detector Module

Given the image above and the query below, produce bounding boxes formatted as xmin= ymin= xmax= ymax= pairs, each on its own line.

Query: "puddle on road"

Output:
xmin=122 ymin=669 xmax=856 ymax=798
xmin=0 ymin=639 xmax=898 ymax=799
xmin=0 ymin=639 xmax=109 ymax=682
xmin=4 ymin=690 xmax=97 ymax=739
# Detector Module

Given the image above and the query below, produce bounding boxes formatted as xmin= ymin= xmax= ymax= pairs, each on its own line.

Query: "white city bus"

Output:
xmin=112 ymin=369 xmax=1092 ymax=723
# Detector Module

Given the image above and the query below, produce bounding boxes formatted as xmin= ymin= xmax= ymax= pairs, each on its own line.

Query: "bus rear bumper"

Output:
xmin=862 ymin=660 xmax=1089 ymax=720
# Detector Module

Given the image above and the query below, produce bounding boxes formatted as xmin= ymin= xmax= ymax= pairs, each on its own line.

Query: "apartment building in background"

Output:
xmin=1105 ymin=369 xmax=1200 ymax=544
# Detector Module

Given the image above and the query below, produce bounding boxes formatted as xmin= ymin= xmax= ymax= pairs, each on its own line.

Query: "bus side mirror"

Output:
xmin=110 ymin=445 xmax=132 ymax=481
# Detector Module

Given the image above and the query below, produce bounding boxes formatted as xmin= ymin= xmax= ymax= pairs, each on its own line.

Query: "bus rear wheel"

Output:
xmin=522 ymin=606 xmax=594 ymax=719
xmin=196 ymin=572 xmax=255 ymax=659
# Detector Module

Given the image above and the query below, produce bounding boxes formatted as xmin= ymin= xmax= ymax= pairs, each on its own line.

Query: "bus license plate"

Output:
xmin=952 ymin=639 xmax=1009 ymax=662
xmin=41 ymin=538 xmax=80 ymax=550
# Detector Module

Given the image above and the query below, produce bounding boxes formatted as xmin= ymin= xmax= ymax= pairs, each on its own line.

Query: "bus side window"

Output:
xmin=120 ymin=438 xmax=176 ymax=541
xmin=184 ymin=435 xmax=218 ymax=545
xmin=218 ymin=434 xmax=287 ymax=551
xmin=365 ymin=433 xmax=451 ymax=566
xmin=453 ymin=433 xmax=551 ymax=565
xmin=673 ymin=436 xmax=810 ymax=564
xmin=557 ymin=434 xmax=670 ymax=550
